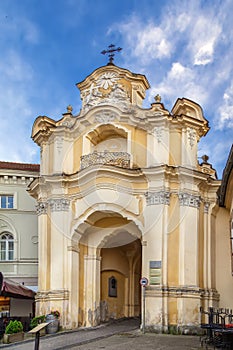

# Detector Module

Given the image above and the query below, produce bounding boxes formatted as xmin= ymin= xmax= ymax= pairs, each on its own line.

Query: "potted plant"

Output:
xmin=3 ymin=320 xmax=24 ymax=344
xmin=30 ymin=315 xmax=46 ymax=329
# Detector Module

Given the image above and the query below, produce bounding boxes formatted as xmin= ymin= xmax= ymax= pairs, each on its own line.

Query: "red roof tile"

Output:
xmin=0 ymin=161 xmax=40 ymax=172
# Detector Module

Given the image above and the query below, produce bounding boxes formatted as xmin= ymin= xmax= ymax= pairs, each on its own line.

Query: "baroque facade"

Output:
xmin=28 ymin=62 xmax=231 ymax=333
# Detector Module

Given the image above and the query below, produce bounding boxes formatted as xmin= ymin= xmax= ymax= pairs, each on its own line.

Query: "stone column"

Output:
xmin=177 ymin=192 xmax=201 ymax=332
xmin=36 ymin=201 xmax=49 ymax=291
xmin=178 ymin=192 xmax=200 ymax=286
xmin=142 ymin=190 xmax=170 ymax=332
xmin=38 ymin=198 xmax=71 ymax=326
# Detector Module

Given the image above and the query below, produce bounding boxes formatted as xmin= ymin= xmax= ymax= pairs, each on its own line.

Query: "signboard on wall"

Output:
xmin=149 ymin=261 xmax=162 ymax=285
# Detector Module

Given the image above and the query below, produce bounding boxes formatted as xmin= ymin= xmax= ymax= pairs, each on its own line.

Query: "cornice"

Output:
xmin=35 ymin=289 xmax=69 ymax=301
xmin=76 ymin=64 xmax=150 ymax=91
xmin=31 ymin=102 xmax=210 ymax=148
xmin=31 ymin=116 xmax=56 ymax=146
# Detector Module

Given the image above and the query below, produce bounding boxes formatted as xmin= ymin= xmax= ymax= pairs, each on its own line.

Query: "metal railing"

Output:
xmin=80 ymin=151 xmax=130 ymax=169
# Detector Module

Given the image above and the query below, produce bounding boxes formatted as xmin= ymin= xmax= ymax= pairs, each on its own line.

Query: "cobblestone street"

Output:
xmin=0 ymin=318 xmax=202 ymax=350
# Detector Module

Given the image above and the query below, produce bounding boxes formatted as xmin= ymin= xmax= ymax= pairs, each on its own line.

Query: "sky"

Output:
xmin=0 ymin=0 xmax=232 ymax=178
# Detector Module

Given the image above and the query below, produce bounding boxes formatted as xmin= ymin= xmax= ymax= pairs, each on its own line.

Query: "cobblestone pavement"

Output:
xmin=0 ymin=318 xmax=202 ymax=350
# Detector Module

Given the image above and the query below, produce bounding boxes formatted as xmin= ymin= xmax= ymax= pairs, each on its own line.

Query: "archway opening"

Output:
xmin=77 ymin=210 xmax=142 ymax=326
xmin=100 ymin=238 xmax=142 ymax=322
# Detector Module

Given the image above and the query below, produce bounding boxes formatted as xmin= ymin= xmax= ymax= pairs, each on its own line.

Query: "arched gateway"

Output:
xmin=29 ymin=62 xmax=220 ymax=333
xmin=75 ymin=209 xmax=142 ymax=326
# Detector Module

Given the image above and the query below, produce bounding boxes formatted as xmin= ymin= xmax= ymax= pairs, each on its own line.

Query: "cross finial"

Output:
xmin=101 ymin=44 xmax=122 ymax=64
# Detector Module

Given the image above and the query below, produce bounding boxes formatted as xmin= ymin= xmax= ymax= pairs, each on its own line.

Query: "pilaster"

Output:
xmin=84 ymin=251 xmax=101 ymax=326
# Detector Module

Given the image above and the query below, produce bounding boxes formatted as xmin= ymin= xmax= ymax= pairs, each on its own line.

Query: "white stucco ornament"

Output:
xmin=96 ymin=72 xmax=118 ymax=89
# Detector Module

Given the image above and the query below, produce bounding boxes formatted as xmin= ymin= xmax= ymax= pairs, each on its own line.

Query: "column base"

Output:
xmin=35 ymin=289 xmax=71 ymax=329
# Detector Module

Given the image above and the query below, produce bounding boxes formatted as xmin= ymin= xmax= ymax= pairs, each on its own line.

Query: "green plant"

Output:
xmin=30 ymin=315 xmax=46 ymax=329
xmin=5 ymin=320 xmax=23 ymax=334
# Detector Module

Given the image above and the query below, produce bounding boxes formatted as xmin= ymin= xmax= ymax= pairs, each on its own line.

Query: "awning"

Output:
xmin=0 ymin=273 xmax=36 ymax=299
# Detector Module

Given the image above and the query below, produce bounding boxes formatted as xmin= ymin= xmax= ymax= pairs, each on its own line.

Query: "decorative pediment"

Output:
xmin=76 ymin=65 xmax=150 ymax=114
xmin=172 ymin=98 xmax=205 ymax=121
xmin=171 ymin=98 xmax=209 ymax=136
xmin=31 ymin=116 xmax=56 ymax=145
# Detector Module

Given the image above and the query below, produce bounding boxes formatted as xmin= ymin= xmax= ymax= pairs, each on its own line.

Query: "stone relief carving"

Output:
xmin=31 ymin=235 xmax=38 ymax=244
xmin=80 ymin=73 xmax=130 ymax=113
xmin=178 ymin=193 xmax=201 ymax=208
xmin=36 ymin=202 xmax=48 ymax=215
xmin=94 ymin=111 xmax=117 ymax=124
xmin=145 ymin=191 xmax=170 ymax=205
xmin=187 ymin=128 xmax=196 ymax=148
xmin=59 ymin=119 xmax=76 ymax=128
xmin=96 ymin=72 xmax=118 ymax=89
xmin=154 ymin=127 xmax=163 ymax=143
xmin=204 ymin=202 xmax=210 ymax=213
xmin=56 ymin=137 xmax=63 ymax=154
xmin=49 ymin=198 xmax=70 ymax=212
xmin=0 ymin=220 xmax=9 ymax=229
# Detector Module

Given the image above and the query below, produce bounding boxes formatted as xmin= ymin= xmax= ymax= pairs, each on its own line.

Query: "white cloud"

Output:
xmin=194 ymin=42 xmax=214 ymax=66
xmin=0 ymin=50 xmax=33 ymax=81
xmin=217 ymin=83 xmax=233 ymax=129
xmin=110 ymin=16 xmax=172 ymax=66
xmin=0 ymin=15 xmax=39 ymax=45
xmin=175 ymin=13 xmax=192 ymax=32
xmin=22 ymin=19 xmax=40 ymax=44
xmin=167 ymin=62 xmax=191 ymax=80
xmin=189 ymin=17 xmax=222 ymax=66
xmin=134 ymin=25 xmax=171 ymax=62
xmin=150 ymin=62 xmax=207 ymax=107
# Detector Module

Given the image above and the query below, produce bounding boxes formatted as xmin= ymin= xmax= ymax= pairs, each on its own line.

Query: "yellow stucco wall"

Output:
xmin=215 ymin=207 xmax=233 ymax=310
xmin=169 ymin=130 xmax=181 ymax=166
xmin=101 ymin=270 xmax=126 ymax=319
xmin=73 ymin=137 xmax=83 ymax=172
xmin=168 ymin=298 xmax=178 ymax=325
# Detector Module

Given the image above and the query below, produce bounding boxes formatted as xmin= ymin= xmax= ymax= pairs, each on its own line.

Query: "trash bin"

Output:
xmin=45 ymin=314 xmax=59 ymax=334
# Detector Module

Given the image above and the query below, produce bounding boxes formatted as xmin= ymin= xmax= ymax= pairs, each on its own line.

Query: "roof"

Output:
xmin=0 ymin=161 xmax=40 ymax=172
xmin=218 ymin=144 xmax=233 ymax=207
xmin=0 ymin=273 xmax=36 ymax=299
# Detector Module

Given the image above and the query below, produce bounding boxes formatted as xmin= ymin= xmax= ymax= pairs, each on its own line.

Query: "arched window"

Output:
xmin=108 ymin=276 xmax=117 ymax=297
xmin=0 ymin=233 xmax=14 ymax=261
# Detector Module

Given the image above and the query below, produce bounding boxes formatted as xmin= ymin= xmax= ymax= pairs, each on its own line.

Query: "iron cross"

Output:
xmin=101 ymin=44 xmax=122 ymax=64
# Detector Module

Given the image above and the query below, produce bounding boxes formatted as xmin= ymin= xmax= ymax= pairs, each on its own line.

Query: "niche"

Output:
xmin=108 ymin=276 xmax=117 ymax=297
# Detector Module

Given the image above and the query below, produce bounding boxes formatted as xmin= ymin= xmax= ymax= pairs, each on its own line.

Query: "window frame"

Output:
xmin=0 ymin=193 xmax=16 ymax=209
xmin=0 ymin=232 xmax=15 ymax=261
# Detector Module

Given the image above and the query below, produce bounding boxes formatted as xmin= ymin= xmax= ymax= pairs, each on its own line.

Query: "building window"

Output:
xmin=0 ymin=233 xmax=14 ymax=261
xmin=108 ymin=276 xmax=117 ymax=297
xmin=0 ymin=195 xmax=14 ymax=209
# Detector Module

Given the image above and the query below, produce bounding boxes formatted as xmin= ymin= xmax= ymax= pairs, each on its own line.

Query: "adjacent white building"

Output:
xmin=0 ymin=161 xmax=39 ymax=291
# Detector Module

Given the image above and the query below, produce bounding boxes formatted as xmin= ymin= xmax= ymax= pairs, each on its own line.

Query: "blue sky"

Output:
xmin=0 ymin=0 xmax=232 ymax=178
